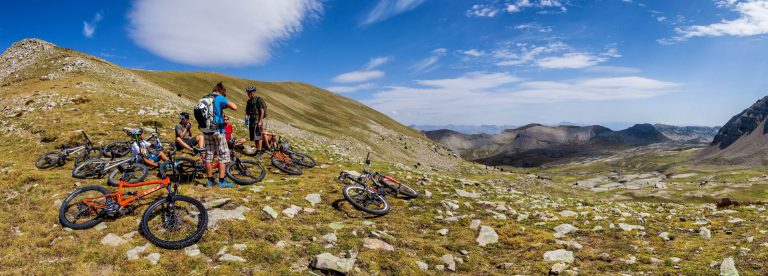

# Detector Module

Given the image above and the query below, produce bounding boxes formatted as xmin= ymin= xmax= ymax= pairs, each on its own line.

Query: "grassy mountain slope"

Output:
xmin=1 ymin=39 xmax=767 ymax=275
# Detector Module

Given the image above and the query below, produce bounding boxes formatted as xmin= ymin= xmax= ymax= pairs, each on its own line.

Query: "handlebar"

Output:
xmin=82 ymin=130 xmax=92 ymax=145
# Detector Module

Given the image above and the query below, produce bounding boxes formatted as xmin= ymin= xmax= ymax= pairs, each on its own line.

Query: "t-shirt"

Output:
xmin=175 ymin=123 xmax=192 ymax=139
xmin=212 ymin=95 xmax=229 ymax=134
xmin=246 ymin=97 xmax=265 ymax=117
xmin=224 ymin=124 xmax=233 ymax=140
xmin=131 ymin=140 xmax=152 ymax=158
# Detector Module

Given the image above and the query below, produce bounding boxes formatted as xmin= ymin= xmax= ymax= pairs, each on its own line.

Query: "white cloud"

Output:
xmin=584 ymin=66 xmax=642 ymax=74
xmin=467 ymin=4 xmax=500 ymax=17
xmin=411 ymin=48 xmax=448 ymax=72
xmin=128 ymin=0 xmax=322 ymax=67
xmin=326 ymin=83 xmax=376 ymax=93
xmin=536 ymin=53 xmax=607 ymax=69
xmin=82 ymin=11 xmax=103 ymax=38
xmin=362 ymin=0 xmax=426 ymax=26
xmin=461 ymin=49 xmax=485 ymax=57
xmin=514 ymin=23 xmax=553 ymax=32
xmin=332 ymin=70 xmax=385 ymax=83
xmin=366 ymin=56 xmax=393 ymax=69
xmin=666 ymin=0 xmax=768 ymax=43
xmin=364 ymin=72 xmax=681 ymax=124
xmin=493 ymin=42 xmax=568 ymax=66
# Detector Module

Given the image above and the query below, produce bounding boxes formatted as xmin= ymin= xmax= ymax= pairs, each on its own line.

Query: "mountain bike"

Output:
xmin=72 ymin=156 xmax=149 ymax=186
xmin=59 ymin=154 xmax=208 ymax=249
xmin=35 ymin=130 xmax=102 ymax=169
xmin=338 ymin=153 xmax=419 ymax=216
xmin=102 ymin=126 xmax=176 ymax=158
xmin=269 ymin=137 xmax=316 ymax=175
xmin=175 ymin=141 xmax=266 ymax=185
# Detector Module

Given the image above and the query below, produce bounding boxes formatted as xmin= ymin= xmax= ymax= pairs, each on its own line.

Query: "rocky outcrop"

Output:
xmin=693 ymin=96 xmax=768 ymax=165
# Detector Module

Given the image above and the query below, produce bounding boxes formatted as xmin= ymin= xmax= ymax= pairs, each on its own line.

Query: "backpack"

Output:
xmin=194 ymin=94 xmax=218 ymax=133
xmin=248 ymin=96 xmax=268 ymax=118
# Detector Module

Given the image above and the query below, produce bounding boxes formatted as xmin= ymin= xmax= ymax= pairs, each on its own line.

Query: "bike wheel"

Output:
xmin=140 ymin=195 xmax=208 ymax=250
xmin=72 ymin=159 xmax=104 ymax=179
xmin=59 ymin=186 xmax=110 ymax=229
xmin=226 ymin=159 xmax=266 ymax=185
xmin=271 ymin=155 xmax=302 ymax=175
xmin=74 ymin=147 xmax=103 ymax=168
xmin=289 ymin=152 xmax=316 ymax=168
xmin=379 ymin=177 xmax=419 ymax=198
xmin=342 ymin=184 xmax=390 ymax=216
xmin=107 ymin=163 xmax=149 ymax=186
xmin=169 ymin=157 xmax=198 ymax=183
xmin=35 ymin=151 xmax=62 ymax=169
xmin=102 ymin=141 xmax=130 ymax=158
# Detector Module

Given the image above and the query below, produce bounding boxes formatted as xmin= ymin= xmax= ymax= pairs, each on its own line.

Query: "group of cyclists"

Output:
xmin=128 ymin=82 xmax=270 ymax=188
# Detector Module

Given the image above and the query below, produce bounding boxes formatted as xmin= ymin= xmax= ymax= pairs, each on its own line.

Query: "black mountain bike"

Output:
xmin=338 ymin=153 xmax=419 ymax=216
xmin=72 ymin=155 xmax=149 ymax=186
xmin=269 ymin=137 xmax=316 ymax=175
xmin=35 ymin=130 xmax=102 ymax=169
xmin=174 ymin=140 xmax=266 ymax=185
xmin=59 ymin=153 xmax=208 ymax=249
xmin=102 ymin=126 xmax=176 ymax=158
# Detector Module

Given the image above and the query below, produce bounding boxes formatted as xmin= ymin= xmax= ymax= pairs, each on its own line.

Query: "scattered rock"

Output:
xmin=311 ymin=253 xmax=355 ymax=274
xmin=321 ymin=233 xmax=338 ymax=244
xmin=363 ymin=238 xmax=394 ymax=251
xmin=441 ymin=254 xmax=456 ymax=271
xmin=145 ymin=253 xmax=161 ymax=265
xmin=203 ymin=198 xmax=230 ymax=209
xmin=477 ymin=226 xmax=499 ymax=247
xmin=100 ymin=233 xmax=127 ymax=247
xmin=262 ymin=206 xmax=279 ymax=219
xmin=249 ymin=186 xmax=263 ymax=193
xmin=618 ymin=223 xmax=645 ymax=232
xmin=558 ymin=210 xmax=578 ymax=217
xmin=543 ymin=249 xmax=574 ymax=263
xmin=720 ymin=257 xmax=738 ymax=276
xmin=305 ymin=194 xmax=321 ymax=206
xmin=416 ymin=261 xmax=428 ymax=270
xmin=94 ymin=222 xmax=107 ymax=231
xmin=126 ymin=244 xmax=149 ymax=260
xmin=659 ymin=232 xmax=672 ymax=241
xmin=329 ymin=222 xmax=345 ymax=230
xmin=220 ymin=254 xmax=246 ymax=262
xmin=185 ymin=244 xmax=201 ymax=257
xmin=282 ymin=205 xmax=302 ymax=218
xmin=550 ymin=262 xmax=568 ymax=274
xmin=554 ymin=224 xmax=578 ymax=238
xmin=700 ymin=227 xmax=712 ymax=239
xmin=424 ymin=190 xmax=432 ymax=198
xmin=438 ymin=228 xmax=449 ymax=236
xmin=208 ymin=206 xmax=250 ymax=229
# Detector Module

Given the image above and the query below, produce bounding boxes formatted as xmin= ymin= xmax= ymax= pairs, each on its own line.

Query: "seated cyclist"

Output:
xmin=175 ymin=112 xmax=205 ymax=154
xmin=128 ymin=128 xmax=169 ymax=168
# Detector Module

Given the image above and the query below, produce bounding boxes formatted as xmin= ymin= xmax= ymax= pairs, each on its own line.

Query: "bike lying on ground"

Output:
xmin=102 ymin=126 xmax=176 ymax=158
xmin=175 ymin=140 xmax=266 ymax=185
xmin=268 ymin=137 xmax=316 ymax=175
xmin=59 ymin=154 xmax=208 ymax=249
xmin=35 ymin=130 xmax=102 ymax=169
xmin=338 ymin=153 xmax=419 ymax=216
xmin=72 ymin=155 xmax=149 ymax=186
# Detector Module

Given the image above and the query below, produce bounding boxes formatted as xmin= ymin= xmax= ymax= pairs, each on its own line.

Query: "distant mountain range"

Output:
xmin=410 ymin=124 xmax=517 ymax=135
xmin=694 ymin=95 xmax=768 ymax=166
xmin=425 ymin=123 xmax=719 ymax=167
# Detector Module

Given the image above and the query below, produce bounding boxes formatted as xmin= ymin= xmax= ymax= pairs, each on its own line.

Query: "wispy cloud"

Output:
xmin=332 ymin=70 xmax=385 ymax=83
xmin=326 ymin=83 xmax=377 ymax=93
xmin=362 ymin=0 xmax=426 ymax=26
xmin=82 ymin=11 xmax=103 ymax=38
xmin=467 ymin=0 xmax=567 ymax=17
xmin=661 ymin=0 xmax=768 ymax=44
xmin=490 ymin=42 xmax=619 ymax=69
xmin=128 ymin=0 xmax=323 ymax=67
xmin=411 ymin=48 xmax=448 ymax=72
xmin=466 ymin=4 xmax=500 ymax=17
xmin=366 ymin=56 xmax=393 ymax=69
xmin=365 ymin=72 xmax=681 ymax=124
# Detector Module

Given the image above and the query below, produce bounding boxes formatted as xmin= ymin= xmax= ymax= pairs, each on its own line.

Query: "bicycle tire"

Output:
xmin=59 ymin=185 xmax=109 ymax=229
xmin=107 ymin=163 xmax=149 ymax=186
xmin=74 ymin=147 xmax=103 ymax=168
xmin=102 ymin=141 xmax=130 ymax=158
xmin=289 ymin=152 xmax=316 ymax=168
xmin=271 ymin=155 xmax=302 ymax=175
xmin=342 ymin=184 xmax=390 ymax=216
xmin=35 ymin=151 xmax=62 ymax=169
xmin=226 ymin=159 xmax=266 ymax=185
xmin=140 ymin=195 xmax=208 ymax=250
xmin=72 ymin=159 xmax=104 ymax=179
xmin=380 ymin=177 xmax=419 ymax=198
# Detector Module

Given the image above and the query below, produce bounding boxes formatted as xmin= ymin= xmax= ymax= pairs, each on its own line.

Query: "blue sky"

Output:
xmin=2 ymin=0 xmax=768 ymax=129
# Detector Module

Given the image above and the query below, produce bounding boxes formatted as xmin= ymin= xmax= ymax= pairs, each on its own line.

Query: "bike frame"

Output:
xmin=82 ymin=178 xmax=171 ymax=209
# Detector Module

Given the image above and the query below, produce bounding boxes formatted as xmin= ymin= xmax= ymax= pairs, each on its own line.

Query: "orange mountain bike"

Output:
xmin=59 ymin=155 xmax=208 ymax=249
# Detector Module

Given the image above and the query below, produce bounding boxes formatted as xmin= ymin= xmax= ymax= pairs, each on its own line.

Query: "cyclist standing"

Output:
xmin=245 ymin=85 xmax=266 ymax=154
xmin=195 ymin=82 xmax=237 ymax=188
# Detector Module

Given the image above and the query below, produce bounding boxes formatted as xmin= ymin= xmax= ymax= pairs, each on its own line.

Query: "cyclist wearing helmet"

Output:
xmin=175 ymin=112 xmax=204 ymax=154
xmin=245 ymin=85 xmax=266 ymax=153
xmin=128 ymin=128 xmax=169 ymax=168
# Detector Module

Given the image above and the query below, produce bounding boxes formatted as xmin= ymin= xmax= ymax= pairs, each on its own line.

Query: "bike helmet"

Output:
xmin=179 ymin=112 xmax=190 ymax=120
xmin=246 ymin=85 xmax=256 ymax=93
